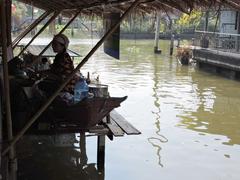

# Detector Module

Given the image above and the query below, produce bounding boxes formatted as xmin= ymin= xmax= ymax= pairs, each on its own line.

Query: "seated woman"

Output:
xmin=38 ymin=34 xmax=78 ymax=97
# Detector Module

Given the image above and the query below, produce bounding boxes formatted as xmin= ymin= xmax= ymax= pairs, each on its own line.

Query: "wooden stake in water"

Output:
xmin=154 ymin=11 xmax=161 ymax=54
xmin=170 ymin=34 xmax=174 ymax=56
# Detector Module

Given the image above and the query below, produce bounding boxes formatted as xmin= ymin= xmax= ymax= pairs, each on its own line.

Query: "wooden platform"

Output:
xmin=193 ymin=48 xmax=240 ymax=79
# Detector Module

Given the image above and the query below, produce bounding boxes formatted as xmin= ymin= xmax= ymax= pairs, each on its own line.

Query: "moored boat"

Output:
xmin=49 ymin=96 xmax=128 ymax=128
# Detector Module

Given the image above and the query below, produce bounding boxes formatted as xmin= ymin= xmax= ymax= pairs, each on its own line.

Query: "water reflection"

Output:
xmin=72 ymin=39 xmax=240 ymax=179
xmin=177 ymin=69 xmax=240 ymax=146
xmin=18 ymin=133 xmax=103 ymax=180
xmin=148 ymin=53 xmax=168 ymax=167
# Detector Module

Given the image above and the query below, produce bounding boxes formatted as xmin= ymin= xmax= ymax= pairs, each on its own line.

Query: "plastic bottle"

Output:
xmin=86 ymin=72 xmax=91 ymax=84
xmin=74 ymin=79 xmax=89 ymax=103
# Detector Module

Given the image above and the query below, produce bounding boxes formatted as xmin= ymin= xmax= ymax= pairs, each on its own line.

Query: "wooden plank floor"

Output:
xmin=110 ymin=110 xmax=141 ymax=135
xmin=105 ymin=118 xmax=125 ymax=137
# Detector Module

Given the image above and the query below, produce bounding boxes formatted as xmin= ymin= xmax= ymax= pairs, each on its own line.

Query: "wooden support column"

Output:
xmin=169 ymin=18 xmax=174 ymax=56
xmin=80 ymin=132 xmax=87 ymax=166
xmin=154 ymin=11 xmax=161 ymax=54
xmin=236 ymin=11 xmax=240 ymax=52
xmin=2 ymin=0 xmax=141 ymax=156
xmin=49 ymin=18 xmax=56 ymax=35
xmin=177 ymin=38 xmax=181 ymax=47
xmin=0 ymin=0 xmax=16 ymax=180
xmin=97 ymin=135 xmax=105 ymax=172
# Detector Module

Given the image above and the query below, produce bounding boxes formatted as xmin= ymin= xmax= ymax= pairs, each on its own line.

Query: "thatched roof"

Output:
xmin=17 ymin=0 xmax=240 ymax=16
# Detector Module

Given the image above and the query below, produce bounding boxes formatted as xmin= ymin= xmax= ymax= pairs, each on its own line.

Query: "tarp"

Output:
xmin=103 ymin=13 xmax=120 ymax=59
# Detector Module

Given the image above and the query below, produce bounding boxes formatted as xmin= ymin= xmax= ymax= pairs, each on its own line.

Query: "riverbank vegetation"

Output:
xmin=12 ymin=0 xmax=219 ymax=39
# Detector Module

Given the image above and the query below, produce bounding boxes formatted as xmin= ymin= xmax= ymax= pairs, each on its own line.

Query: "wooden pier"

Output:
xmin=193 ymin=48 xmax=240 ymax=79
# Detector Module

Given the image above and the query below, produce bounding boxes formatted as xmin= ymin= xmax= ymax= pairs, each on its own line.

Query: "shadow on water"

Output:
xmin=17 ymin=133 xmax=104 ymax=180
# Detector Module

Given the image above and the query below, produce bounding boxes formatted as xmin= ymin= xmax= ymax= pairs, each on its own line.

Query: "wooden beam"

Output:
xmin=38 ymin=10 xmax=81 ymax=57
xmin=157 ymin=0 xmax=189 ymax=14
xmin=17 ymin=11 xmax=60 ymax=57
xmin=12 ymin=10 xmax=51 ymax=49
xmin=221 ymin=0 xmax=240 ymax=10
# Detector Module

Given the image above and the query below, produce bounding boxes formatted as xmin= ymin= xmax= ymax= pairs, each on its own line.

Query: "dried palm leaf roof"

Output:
xmin=17 ymin=0 xmax=240 ymax=15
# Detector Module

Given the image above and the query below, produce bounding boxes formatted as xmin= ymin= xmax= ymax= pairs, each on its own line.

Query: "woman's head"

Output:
xmin=52 ymin=34 xmax=69 ymax=53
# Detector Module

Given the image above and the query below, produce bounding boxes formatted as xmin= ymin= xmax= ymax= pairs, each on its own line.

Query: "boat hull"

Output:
xmin=51 ymin=96 xmax=127 ymax=128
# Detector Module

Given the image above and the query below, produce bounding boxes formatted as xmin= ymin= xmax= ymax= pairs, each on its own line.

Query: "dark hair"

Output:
xmin=8 ymin=57 xmax=23 ymax=75
xmin=42 ymin=57 xmax=48 ymax=64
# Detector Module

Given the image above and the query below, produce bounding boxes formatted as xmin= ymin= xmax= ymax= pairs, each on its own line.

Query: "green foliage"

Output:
xmin=177 ymin=10 xmax=203 ymax=28
xmin=120 ymin=14 xmax=157 ymax=33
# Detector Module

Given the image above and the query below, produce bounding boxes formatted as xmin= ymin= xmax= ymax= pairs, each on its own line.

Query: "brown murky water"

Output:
xmin=18 ymin=39 xmax=240 ymax=180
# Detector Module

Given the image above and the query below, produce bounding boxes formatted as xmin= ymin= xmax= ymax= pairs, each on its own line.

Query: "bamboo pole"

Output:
xmin=12 ymin=11 xmax=51 ymax=49
xmin=17 ymin=11 xmax=60 ymax=57
xmin=6 ymin=0 xmax=12 ymax=46
xmin=1 ymin=0 xmax=16 ymax=179
xmin=2 ymin=0 xmax=141 ymax=156
xmin=38 ymin=10 xmax=81 ymax=57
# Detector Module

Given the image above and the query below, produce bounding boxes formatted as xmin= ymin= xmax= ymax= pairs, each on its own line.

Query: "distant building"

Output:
xmin=219 ymin=9 xmax=239 ymax=34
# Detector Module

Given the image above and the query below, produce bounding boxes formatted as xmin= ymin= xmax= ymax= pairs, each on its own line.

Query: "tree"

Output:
xmin=177 ymin=10 xmax=203 ymax=28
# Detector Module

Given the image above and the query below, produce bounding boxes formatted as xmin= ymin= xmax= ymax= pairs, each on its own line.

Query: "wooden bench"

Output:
xmin=106 ymin=110 xmax=141 ymax=136
xmin=93 ymin=110 xmax=141 ymax=170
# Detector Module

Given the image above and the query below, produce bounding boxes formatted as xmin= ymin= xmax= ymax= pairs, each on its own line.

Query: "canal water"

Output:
xmin=18 ymin=39 xmax=240 ymax=180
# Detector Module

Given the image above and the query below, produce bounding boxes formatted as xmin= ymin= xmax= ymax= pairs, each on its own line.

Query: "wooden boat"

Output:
xmin=176 ymin=46 xmax=191 ymax=65
xmin=9 ymin=80 xmax=127 ymax=131
xmin=49 ymin=96 xmax=127 ymax=128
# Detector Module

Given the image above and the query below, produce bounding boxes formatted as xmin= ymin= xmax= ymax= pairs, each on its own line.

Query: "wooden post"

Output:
xmin=170 ymin=34 xmax=174 ymax=56
xmin=2 ymin=0 xmax=141 ymax=156
xmin=237 ymin=11 xmax=240 ymax=52
xmin=71 ymin=23 xmax=74 ymax=37
xmin=154 ymin=11 xmax=161 ymax=54
xmin=80 ymin=132 xmax=87 ymax=166
xmin=0 ymin=0 xmax=16 ymax=179
xmin=169 ymin=17 xmax=174 ymax=56
xmin=177 ymin=38 xmax=180 ymax=47
xmin=205 ymin=10 xmax=209 ymax=32
xmin=97 ymin=135 xmax=105 ymax=171
xmin=49 ymin=18 xmax=56 ymax=35
xmin=0 ymin=76 xmax=2 ymax=178
xmin=31 ymin=5 xmax=35 ymax=36
xmin=17 ymin=11 xmax=60 ymax=57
